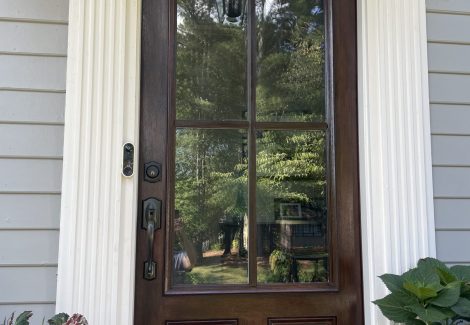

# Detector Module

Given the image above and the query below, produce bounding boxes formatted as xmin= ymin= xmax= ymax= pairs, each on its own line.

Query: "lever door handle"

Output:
xmin=142 ymin=198 xmax=161 ymax=280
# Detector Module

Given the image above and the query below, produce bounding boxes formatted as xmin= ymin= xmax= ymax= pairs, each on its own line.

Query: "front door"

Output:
xmin=135 ymin=0 xmax=363 ymax=323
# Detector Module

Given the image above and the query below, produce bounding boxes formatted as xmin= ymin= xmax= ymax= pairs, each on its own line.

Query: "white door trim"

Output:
xmin=358 ymin=0 xmax=437 ymax=323
xmin=56 ymin=0 xmax=437 ymax=324
xmin=55 ymin=0 xmax=141 ymax=323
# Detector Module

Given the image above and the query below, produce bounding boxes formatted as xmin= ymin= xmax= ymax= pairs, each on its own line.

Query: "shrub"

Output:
xmin=374 ymin=258 xmax=470 ymax=325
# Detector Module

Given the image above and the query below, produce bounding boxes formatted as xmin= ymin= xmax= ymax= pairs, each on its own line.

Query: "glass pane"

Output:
xmin=256 ymin=0 xmax=326 ymax=122
xmin=176 ymin=0 xmax=247 ymax=120
xmin=173 ymin=129 xmax=249 ymax=285
xmin=256 ymin=130 xmax=328 ymax=283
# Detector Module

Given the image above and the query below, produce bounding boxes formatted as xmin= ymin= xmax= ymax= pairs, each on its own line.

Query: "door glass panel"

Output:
xmin=173 ymin=128 xmax=249 ymax=285
xmin=176 ymin=0 xmax=247 ymax=121
xmin=256 ymin=130 xmax=328 ymax=283
xmin=256 ymin=0 xmax=325 ymax=122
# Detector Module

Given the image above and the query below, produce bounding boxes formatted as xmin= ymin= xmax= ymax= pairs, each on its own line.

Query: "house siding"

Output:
xmin=0 ymin=0 xmax=68 ymax=320
xmin=427 ymin=0 xmax=470 ymax=265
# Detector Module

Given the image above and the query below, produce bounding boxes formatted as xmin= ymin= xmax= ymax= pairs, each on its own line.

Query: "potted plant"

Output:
xmin=374 ymin=258 xmax=470 ymax=324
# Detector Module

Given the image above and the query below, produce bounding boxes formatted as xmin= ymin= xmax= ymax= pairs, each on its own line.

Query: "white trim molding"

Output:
xmin=358 ymin=0 xmax=437 ymax=324
xmin=56 ymin=0 xmax=141 ymax=323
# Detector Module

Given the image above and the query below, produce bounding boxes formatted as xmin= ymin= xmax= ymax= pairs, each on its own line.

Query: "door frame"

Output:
xmin=55 ymin=0 xmax=436 ymax=324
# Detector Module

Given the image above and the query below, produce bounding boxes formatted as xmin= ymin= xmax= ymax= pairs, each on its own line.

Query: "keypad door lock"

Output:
xmin=144 ymin=161 xmax=162 ymax=182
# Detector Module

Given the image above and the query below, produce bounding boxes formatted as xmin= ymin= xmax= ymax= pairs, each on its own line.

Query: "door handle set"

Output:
xmin=142 ymin=197 xmax=161 ymax=280
xmin=142 ymin=162 xmax=163 ymax=280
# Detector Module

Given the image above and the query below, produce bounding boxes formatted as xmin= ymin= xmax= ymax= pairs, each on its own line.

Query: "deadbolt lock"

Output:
xmin=144 ymin=161 xmax=162 ymax=183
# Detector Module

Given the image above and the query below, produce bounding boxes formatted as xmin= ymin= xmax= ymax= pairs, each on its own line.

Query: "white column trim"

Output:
xmin=56 ymin=0 xmax=141 ymax=323
xmin=358 ymin=0 xmax=436 ymax=324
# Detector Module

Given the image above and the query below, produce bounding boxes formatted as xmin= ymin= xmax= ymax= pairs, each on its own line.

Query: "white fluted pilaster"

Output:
xmin=56 ymin=0 xmax=141 ymax=323
xmin=358 ymin=0 xmax=436 ymax=324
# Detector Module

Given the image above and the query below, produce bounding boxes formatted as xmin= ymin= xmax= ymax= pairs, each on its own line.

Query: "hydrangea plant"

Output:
xmin=374 ymin=258 xmax=470 ymax=325
xmin=2 ymin=312 xmax=87 ymax=325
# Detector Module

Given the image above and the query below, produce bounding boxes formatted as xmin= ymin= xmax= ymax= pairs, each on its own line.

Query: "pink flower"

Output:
xmin=65 ymin=314 xmax=88 ymax=325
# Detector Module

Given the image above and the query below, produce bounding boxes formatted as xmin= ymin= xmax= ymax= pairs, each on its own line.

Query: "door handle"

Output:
xmin=142 ymin=198 xmax=161 ymax=280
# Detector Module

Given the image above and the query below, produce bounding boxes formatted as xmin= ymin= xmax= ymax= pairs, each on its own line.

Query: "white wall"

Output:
xmin=427 ymin=0 xmax=470 ymax=265
xmin=0 ymin=0 xmax=68 ymax=321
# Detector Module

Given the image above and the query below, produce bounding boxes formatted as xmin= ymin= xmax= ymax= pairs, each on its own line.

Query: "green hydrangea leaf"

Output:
xmin=379 ymin=273 xmax=405 ymax=293
xmin=437 ymin=268 xmax=458 ymax=285
xmin=429 ymin=281 xmax=461 ymax=307
xmin=407 ymin=304 xmax=449 ymax=322
xmin=47 ymin=313 xmax=69 ymax=325
xmin=451 ymin=297 xmax=470 ymax=317
xmin=373 ymin=292 xmax=418 ymax=322
xmin=403 ymin=266 xmax=442 ymax=290
xmin=14 ymin=312 xmax=32 ymax=325
xmin=403 ymin=281 xmax=439 ymax=301
xmin=450 ymin=265 xmax=470 ymax=282
xmin=404 ymin=319 xmax=426 ymax=325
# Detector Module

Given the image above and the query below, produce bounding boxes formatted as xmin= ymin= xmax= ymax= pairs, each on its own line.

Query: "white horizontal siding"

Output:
xmin=427 ymin=0 xmax=470 ymax=13
xmin=430 ymin=104 xmax=470 ymax=134
xmin=0 ymin=21 xmax=67 ymax=55
xmin=429 ymin=74 xmax=470 ymax=103
xmin=0 ymin=55 xmax=66 ymax=90
xmin=0 ymin=0 xmax=69 ymax=22
xmin=0 ymin=194 xmax=61 ymax=229
xmin=427 ymin=1 xmax=470 ymax=267
xmin=0 ymin=0 xmax=68 ymax=314
xmin=436 ymin=231 xmax=470 ymax=262
xmin=432 ymin=135 xmax=470 ymax=165
xmin=0 ymin=230 xmax=59 ymax=265
xmin=0 ymin=267 xmax=57 ymax=303
xmin=435 ymin=199 xmax=470 ymax=229
xmin=428 ymin=43 xmax=470 ymax=73
xmin=427 ymin=13 xmax=470 ymax=43
xmin=0 ymin=91 xmax=65 ymax=123
xmin=0 ymin=159 xmax=63 ymax=192
xmin=0 ymin=124 xmax=64 ymax=157
xmin=433 ymin=167 xmax=470 ymax=197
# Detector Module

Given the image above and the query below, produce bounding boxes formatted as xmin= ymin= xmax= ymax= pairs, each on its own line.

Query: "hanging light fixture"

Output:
xmin=215 ymin=0 xmax=244 ymax=23
xmin=226 ymin=0 xmax=243 ymax=19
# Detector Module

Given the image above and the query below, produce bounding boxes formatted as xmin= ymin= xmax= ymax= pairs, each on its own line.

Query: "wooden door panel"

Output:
xmin=268 ymin=318 xmax=336 ymax=325
xmin=167 ymin=321 xmax=238 ymax=325
xmin=135 ymin=0 xmax=362 ymax=322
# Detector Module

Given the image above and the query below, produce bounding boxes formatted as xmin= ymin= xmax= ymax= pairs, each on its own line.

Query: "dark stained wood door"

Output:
xmin=135 ymin=0 xmax=363 ymax=323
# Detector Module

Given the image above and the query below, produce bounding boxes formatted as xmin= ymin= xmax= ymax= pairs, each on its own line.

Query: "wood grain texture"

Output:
xmin=167 ymin=321 xmax=237 ymax=325
xmin=268 ymin=317 xmax=336 ymax=325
